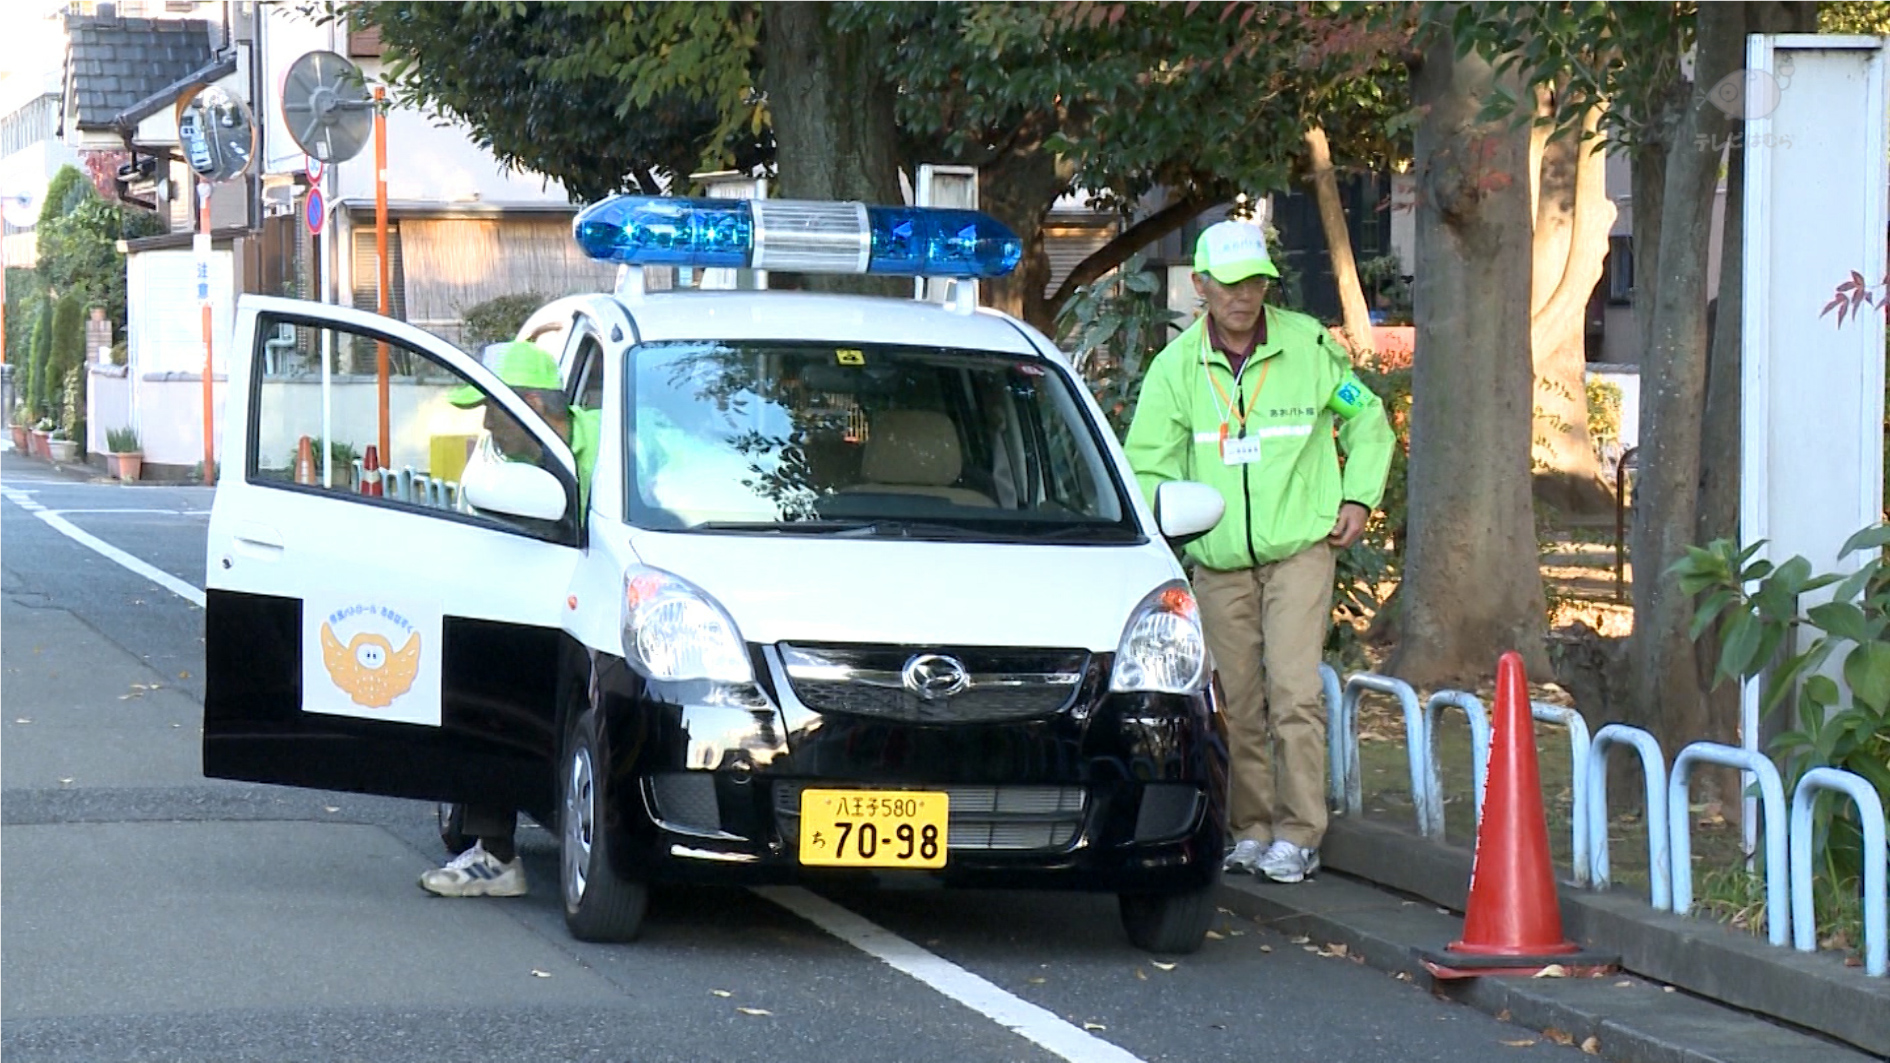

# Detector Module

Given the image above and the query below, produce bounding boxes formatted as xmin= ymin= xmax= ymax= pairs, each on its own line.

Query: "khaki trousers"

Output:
xmin=1192 ymin=542 xmax=1336 ymax=850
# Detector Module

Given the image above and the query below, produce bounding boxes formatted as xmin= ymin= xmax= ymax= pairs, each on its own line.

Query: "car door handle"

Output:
xmin=232 ymin=522 xmax=284 ymax=560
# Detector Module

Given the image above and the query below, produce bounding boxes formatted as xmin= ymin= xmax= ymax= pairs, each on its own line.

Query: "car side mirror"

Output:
xmin=1153 ymin=480 xmax=1224 ymax=546
xmin=460 ymin=459 xmax=568 ymax=522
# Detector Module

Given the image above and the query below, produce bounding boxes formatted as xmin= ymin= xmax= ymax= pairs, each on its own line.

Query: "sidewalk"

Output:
xmin=1213 ymin=818 xmax=1890 ymax=1062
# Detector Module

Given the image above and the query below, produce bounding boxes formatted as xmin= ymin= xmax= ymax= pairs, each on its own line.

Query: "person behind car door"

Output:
xmin=420 ymin=340 xmax=600 ymax=898
xmin=1122 ymin=219 xmax=1394 ymax=884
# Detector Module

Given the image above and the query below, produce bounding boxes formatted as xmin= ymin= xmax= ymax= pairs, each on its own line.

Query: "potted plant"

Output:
xmin=9 ymin=404 xmax=29 ymax=453
xmin=106 ymin=426 xmax=143 ymax=482
xmin=46 ymin=426 xmax=78 ymax=464
xmin=30 ymin=417 xmax=53 ymax=459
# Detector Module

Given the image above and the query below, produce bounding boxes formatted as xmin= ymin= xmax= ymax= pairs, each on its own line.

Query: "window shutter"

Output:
xmin=352 ymin=224 xmax=407 ymax=321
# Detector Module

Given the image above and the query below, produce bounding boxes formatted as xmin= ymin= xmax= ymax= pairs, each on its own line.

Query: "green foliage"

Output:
xmin=48 ymin=292 xmax=84 ymax=413
xmin=5 ymin=267 xmax=42 ymax=367
xmin=283 ymin=437 xmax=359 ymax=475
xmin=24 ymin=296 xmax=53 ymax=421
xmin=34 ymin=164 xmax=164 ymax=344
xmin=59 ymin=364 xmax=83 ymax=446
xmin=106 ymin=425 xmax=140 ymax=453
xmin=1821 ymin=1 xmax=1890 ymax=35
xmin=1356 ymin=254 xmax=1412 ymax=325
xmin=1673 ymin=528 xmax=1890 ymax=903
xmin=1053 ymin=253 xmax=1179 ymax=438
xmin=348 ymin=1 xmax=765 ymax=200
xmin=459 ymin=291 xmax=550 ymax=351
xmin=1587 ymin=377 xmax=1624 ymax=451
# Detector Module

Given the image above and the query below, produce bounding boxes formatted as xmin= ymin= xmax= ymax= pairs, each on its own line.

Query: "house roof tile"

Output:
xmin=63 ymin=13 xmax=220 ymax=131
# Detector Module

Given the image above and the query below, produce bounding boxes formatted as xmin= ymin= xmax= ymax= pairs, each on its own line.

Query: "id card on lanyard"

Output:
xmin=1203 ymin=343 xmax=1270 ymax=466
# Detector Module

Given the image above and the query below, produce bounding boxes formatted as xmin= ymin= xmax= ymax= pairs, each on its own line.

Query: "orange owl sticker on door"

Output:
xmin=320 ymin=623 xmax=420 ymax=707
xmin=304 ymin=599 xmax=442 ymax=726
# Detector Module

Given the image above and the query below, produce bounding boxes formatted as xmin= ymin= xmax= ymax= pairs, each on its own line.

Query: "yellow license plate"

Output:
xmin=798 ymin=789 xmax=949 ymax=868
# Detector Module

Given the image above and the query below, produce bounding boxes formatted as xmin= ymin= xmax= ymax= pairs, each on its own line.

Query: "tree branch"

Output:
xmin=1048 ymin=193 xmax=1213 ymax=310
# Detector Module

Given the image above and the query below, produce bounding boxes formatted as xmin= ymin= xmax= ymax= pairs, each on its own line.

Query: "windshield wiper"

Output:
xmin=692 ymin=520 xmax=878 ymax=534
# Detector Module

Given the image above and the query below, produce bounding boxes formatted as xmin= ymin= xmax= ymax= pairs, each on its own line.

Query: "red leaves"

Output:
xmin=1822 ymin=270 xmax=1890 ymax=328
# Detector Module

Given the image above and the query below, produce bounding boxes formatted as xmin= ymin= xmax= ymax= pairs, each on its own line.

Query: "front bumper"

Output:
xmin=590 ymin=646 xmax=1228 ymax=893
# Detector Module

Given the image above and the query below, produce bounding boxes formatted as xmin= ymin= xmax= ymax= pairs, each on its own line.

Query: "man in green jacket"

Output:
xmin=1124 ymin=219 xmax=1394 ymax=884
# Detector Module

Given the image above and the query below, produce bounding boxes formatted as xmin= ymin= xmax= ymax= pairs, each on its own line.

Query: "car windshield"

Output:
xmin=626 ymin=340 xmax=1139 ymax=542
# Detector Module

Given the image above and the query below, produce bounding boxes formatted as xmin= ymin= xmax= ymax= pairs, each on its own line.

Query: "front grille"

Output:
xmin=775 ymin=782 xmax=1086 ymax=852
xmin=777 ymin=642 xmax=1088 ymax=724
xmin=647 ymin=772 xmax=723 ymax=836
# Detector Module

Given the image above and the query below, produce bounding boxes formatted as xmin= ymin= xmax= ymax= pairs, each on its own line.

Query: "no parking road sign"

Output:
xmin=306 ymin=186 xmax=325 ymax=236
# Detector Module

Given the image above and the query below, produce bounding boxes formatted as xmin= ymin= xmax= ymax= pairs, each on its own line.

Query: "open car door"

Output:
xmin=203 ymin=296 xmax=586 ymax=825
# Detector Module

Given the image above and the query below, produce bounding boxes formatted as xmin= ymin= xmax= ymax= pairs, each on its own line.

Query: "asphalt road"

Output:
xmin=0 ymin=453 xmax=1589 ymax=1063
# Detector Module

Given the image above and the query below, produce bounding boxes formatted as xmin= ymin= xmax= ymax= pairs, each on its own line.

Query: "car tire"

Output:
xmin=437 ymin=801 xmax=473 ymax=856
xmin=1118 ymin=876 xmax=1218 ymax=955
xmin=560 ymin=707 xmax=649 ymax=942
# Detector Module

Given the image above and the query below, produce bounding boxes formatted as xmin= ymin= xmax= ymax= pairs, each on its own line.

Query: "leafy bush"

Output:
xmin=1674 ymin=526 xmax=1890 ymax=912
xmin=35 ymin=165 xmax=164 ymax=345
xmin=459 ymin=292 xmax=549 ymax=350
xmin=1054 ymin=252 xmax=1179 ymax=439
xmin=1357 ymin=253 xmax=1413 ymax=326
xmin=1587 ymin=376 xmax=1623 ymax=451
xmin=24 ymin=296 xmax=52 ymax=421
xmin=106 ymin=426 xmax=140 ymax=453
xmin=60 ymin=364 xmax=83 ymax=448
xmin=49 ymin=292 xmax=84 ymax=414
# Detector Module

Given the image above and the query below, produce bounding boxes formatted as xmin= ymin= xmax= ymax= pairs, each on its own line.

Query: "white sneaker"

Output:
xmin=418 ymin=840 xmax=527 ymax=898
xmin=1223 ymin=838 xmax=1268 ymax=874
xmin=1257 ymin=840 xmax=1319 ymax=883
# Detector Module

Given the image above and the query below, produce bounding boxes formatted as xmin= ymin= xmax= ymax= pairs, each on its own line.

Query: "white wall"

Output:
xmin=258 ymin=12 xmax=580 ymax=207
xmin=128 ymin=248 xmax=235 ymax=375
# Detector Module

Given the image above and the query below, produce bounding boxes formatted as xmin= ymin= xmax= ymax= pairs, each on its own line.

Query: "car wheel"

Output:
xmin=561 ymin=707 xmax=649 ymax=942
xmin=1119 ymin=877 xmax=1218 ymax=955
xmin=437 ymin=801 xmax=473 ymax=856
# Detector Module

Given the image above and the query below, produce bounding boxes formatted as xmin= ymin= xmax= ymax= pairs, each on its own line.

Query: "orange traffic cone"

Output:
xmin=1419 ymin=651 xmax=1616 ymax=979
xmin=360 ymin=445 xmax=383 ymax=497
xmin=294 ymin=435 xmax=316 ymax=485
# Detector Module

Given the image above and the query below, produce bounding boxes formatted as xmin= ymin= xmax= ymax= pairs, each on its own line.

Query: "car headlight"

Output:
xmin=1109 ymin=580 xmax=1207 ymax=694
xmin=621 ymin=565 xmax=754 ymax=685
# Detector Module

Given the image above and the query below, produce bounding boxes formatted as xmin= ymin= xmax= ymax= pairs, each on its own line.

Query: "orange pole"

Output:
xmin=374 ymin=86 xmax=390 ymax=467
xmin=199 ymin=181 xmax=215 ymax=486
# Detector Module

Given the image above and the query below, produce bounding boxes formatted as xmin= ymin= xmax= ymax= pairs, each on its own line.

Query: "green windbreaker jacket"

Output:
xmin=1122 ymin=308 xmax=1395 ymax=571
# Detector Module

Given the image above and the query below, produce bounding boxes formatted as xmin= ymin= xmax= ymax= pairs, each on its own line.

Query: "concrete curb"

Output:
xmin=1317 ymin=817 xmax=1890 ymax=1057
xmin=1213 ymin=870 xmax=1881 ymax=1063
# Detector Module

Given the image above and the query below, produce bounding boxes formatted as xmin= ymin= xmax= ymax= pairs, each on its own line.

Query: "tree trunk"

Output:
xmin=1628 ymin=2 xmax=1746 ymax=768
xmin=1531 ymin=104 xmax=1617 ymax=517
xmin=757 ymin=3 xmax=905 ymax=298
xmin=1304 ymin=125 xmax=1375 ymax=362
xmin=979 ymin=146 xmax=1072 ymax=335
xmin=1389 ymin=28 xmax=1551 ymax=688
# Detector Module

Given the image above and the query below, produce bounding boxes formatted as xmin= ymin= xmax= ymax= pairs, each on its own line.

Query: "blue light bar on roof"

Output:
xmin=572 ymin=195 xmax=1023 ymax=279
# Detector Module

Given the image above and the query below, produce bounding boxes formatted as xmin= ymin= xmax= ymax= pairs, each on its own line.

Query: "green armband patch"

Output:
xmin=1328 ymin=371 xmax=1373 ymax=420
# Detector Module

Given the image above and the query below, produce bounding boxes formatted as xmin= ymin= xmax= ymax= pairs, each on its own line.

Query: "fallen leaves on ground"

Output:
xmin=1614 ymin=980 xmax=1633 ymax=988
xmin=1582 ymin=1036 xmax=1602 ymax=1054
xmin=1205 ymin=930 xmax=1225 ymax=940
xmin=1502 ymin=1039 xmax=1537 ymax=1047
xmin=1289 ymin=935 xmax=1311 ymax=945
xmin=530 ymin=969 xmax=550 ymax=978
xmin=1135 ymin=969 xmax=1147 ymax=981
xmin=1324 ymin=943 xmax=1349 ymax=959
xmin=1532 ymin=964 xmax=1569 ymax=978
xmin=1082 ymin=1022 xmax=1106 ymax=1031
xmin=1028 ymin=977 xmax=1046 ymax=985
xmin=1152 ymin=961 xmax=1176 ymax=971
xmin=1543 ymin=1028 xmax=1574 ymax=1046
xmin=1259 ymin=944 xmax=1273 ymax=953
xmin=736 ymin=1007 xmax=772 ymax=1017
xmin=712 ymin=990 xmax=732 ymax=997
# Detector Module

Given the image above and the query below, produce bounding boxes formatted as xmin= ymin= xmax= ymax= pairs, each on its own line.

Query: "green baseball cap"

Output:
xmin=1193 ymin=219 xmax=1279 ymax=284
xmin=448 ymin=340 xmax=562 ymax=408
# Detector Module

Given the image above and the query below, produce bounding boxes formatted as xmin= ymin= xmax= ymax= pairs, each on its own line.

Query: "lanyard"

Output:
xmin=1201 ymin=342 xmax=1271 ymax=436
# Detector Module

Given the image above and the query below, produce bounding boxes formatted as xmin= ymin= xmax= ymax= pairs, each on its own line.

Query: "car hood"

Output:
xmin=624 ymin=530 xmax=1181 ymax=652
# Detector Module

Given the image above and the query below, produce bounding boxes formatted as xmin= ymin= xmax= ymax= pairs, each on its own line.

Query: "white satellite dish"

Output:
xmin=281 ymin=50 xmax=374 ymax=164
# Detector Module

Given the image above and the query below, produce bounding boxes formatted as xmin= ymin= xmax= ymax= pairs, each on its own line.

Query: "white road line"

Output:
xmin=1 ymin=488 xmax=206 ymax=608
xmin=755 ymin=886 xmax=1148 ymax=1063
